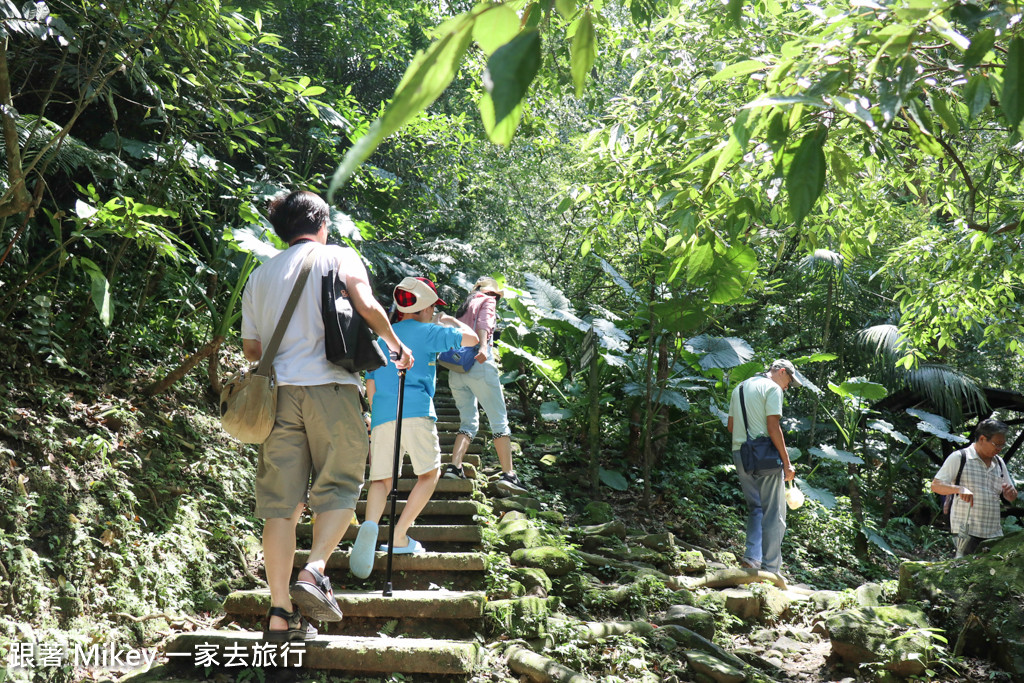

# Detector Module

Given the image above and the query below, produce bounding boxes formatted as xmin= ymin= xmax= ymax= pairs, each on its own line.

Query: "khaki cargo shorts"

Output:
xmin=368 ymin=417 xmax=441 ymax=481
xmin=255 ymin=383 xmax=368 ymax=519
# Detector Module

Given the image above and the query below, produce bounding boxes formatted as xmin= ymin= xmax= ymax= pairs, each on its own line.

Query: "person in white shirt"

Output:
xmin=931 ymin=418 xmax=1018 ymax=558
xmin=241 ymin=190 xmax=413 ymax=641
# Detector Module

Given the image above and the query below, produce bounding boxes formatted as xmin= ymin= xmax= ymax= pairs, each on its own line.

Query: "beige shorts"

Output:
xmin=255 ymin=384 xmax=368 ymax=519
xmin=368 ymin=417 xmax=441 ymax=481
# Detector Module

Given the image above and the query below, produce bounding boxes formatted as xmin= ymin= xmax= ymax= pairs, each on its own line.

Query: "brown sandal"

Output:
xmin=290 ymin=566 xmax=344 ymax=622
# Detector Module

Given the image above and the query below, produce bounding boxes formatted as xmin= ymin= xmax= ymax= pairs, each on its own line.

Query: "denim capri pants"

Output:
xmin=448 ymin=357 xmax=510 ymax=439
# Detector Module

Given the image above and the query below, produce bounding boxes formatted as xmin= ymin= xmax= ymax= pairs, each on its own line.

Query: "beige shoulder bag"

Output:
xmin=220 ymin=248 xmax=316 ymax=443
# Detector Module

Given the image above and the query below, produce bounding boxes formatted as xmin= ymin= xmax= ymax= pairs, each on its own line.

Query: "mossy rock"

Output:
xmin=496 ymin=518 xmax=546 ymax=550
xmin=824 ymin=605 xmax=934 ymax=678
xmin=537 ymin=510 xmax=564 ymax=525
xmin=673 ymin=549 xmax=707 ymax=574
xmin=695 ymin=591 xmax=727 ymax=612
xmin=663 ymin=605 xmax=716 ymax=640
xmin=485 ymin=596 xmax=559 ymax=638
xmin=579 ymin=519 xmax=628 ymax=538
xmin=671 ymin=588 xmax=696 ymax=607
xmin=510 ymin=546 xmax=575 ymax=576
xmin=581 ymin=501 xmax=614 ymax=525
xmin=808 ymin=590 xmax=850 ymax=613
xmin=897 ymin=530 xmax=1024 ymax=676
xmin=510 ymin=566 xmax=553 ymax=595
xmin=854 ymin=582 xmax=884 ymax=607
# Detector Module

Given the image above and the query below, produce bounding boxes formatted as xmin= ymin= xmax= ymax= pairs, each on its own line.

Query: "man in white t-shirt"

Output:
xmin=727 ymin=359 xmax=800 ymax=575
xmin=931 ymin=418 xmax=1018 ymax=558
xmin=240 ymin=190 xmax=413 ymax=641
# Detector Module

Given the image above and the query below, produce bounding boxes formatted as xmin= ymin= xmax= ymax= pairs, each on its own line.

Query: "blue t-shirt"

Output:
xmin=366 ymin=319 xmax=462 ymax=427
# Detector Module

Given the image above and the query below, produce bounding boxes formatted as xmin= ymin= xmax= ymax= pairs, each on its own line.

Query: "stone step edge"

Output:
xmin=164 ymin=632 xmax=480 ymax=674
xmin=295 ymin=523 xmax=483 ymax=544
xmin=293 ymin=549 xmax=488 ymax=572
xmin=223 ymin=588 xmax=486 ymax=619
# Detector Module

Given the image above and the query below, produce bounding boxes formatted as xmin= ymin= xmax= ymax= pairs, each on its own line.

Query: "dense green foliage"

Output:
xmin=2 ymin=0 xmax=1024 ymax=679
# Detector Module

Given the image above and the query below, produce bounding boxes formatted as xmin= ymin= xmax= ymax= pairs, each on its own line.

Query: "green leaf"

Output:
xmin=570 ymin=11 xmax=596 ymax=97
xmin=796 ymin=478 xmax=836 ymax=509
xmin=931 ymin=94 xmax=959 ymax=134
xmin=863 ymin=525 xmax=895 ymax=556
xmin=828 ymin=379 xmax=888 ymax=400
xmin=599 ymin=467 xmax=629 ymax=491
xmin=963 ymin=28 xmax=995 ymax=69
xmin=485 ymin=29 xmax=542 ymax=126
xmin=472 ymin=4 xmax=520 ymax=56
xmin=653 ymin=389 xmax=691 ymax=411
xmin=686 ymin=241 xmax=714 ymax=281
xmin=684 ymin=335 xmax=754 ymax=370
xmin=555 ymin=0 xmax=576 ymax=20
xmin=328 ymin=13 xmax=475 ymax=200
xmin=1001 ymin=37 xmax=1024 ymax=130
xmin=580 ymin=239 xmax=591 ymax=257
xmin=480 ymin=94 xmax=525 ymax=146
xmin=539 ymin=401 xmax=573 ymax=420
xmin=809 ymin=445 xmax=864 ymax=465
xmin=786 ymin=127 xmax=827 ymax=224
xmin=708 ymin=245 xmax=757 ymax=304
xmin=87 ymin=268 xmax=112 ymax=327
xmin=711 ymin=59 xmax=764 ymax=82
xmin=728 ymin=0 xmax=743 ymax=25
xmin=964 ymin=74 xmax=991 ymax=120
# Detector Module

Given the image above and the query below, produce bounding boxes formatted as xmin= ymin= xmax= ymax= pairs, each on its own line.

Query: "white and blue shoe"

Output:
xmin=350 ymin=521 xmax=379 ymax=579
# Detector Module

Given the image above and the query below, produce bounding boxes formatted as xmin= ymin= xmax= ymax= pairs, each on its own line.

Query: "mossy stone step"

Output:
xmin=297 ymin=522 xmax=483 ymax=544
xmin=294 ymin=549 xmax=488 ymax=573
xmin=224 ymin=588 xmax=486 ymax=620
xmin=364 ymin=462 xmax=478 ymax=479
xmin=441 ymin=452 xmax=481 ymax=466
xmin=441 ymin=443 xmax=484 ymax=455
xmin=355 ymin=499 xmax=484 ymax=519
xmin=164 ymin=631 xmax=479 ymax=674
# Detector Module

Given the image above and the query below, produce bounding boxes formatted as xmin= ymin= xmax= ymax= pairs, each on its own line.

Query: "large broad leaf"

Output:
xmin=907 ymin=407 xmax=968 ymax=443
xmin=599 ymin=467 xmax=629 ymax=491
xmin=328 ymin=12 xmax=475 ymax=199
xmin=570 ymin=11 xmax=596 ymax=96
xmin=497 ymin=341 xmax=567 ymax=382
xmin=828 ymin=379 xmax=888 ymax=401
xmin=729 ymin=360 xmax=763 ymax=385
xmin=786 ymin=126 xmax=827 ymax=224
xmin=524 ymin=273 xmax=572 ymax=312
xmin=485 ymin=30 xmax=544 ymax=139
xmin=709 ymin=401 xmax=730 ymax=428
xmin=592 ymin=318 xmax=630 ymax=352
xmin=809 ymin=445 xmax=864 ymax=464
xmin=1001 ymin=37 xmax=1024 ymax=130
xmin=598 ymin=258 xmax=640 ymax=303
xmin=796 ymin=478 xmax=836 ymax=509
xmin=863 ymin=525 xmax=895 ymax=556
xmin=708 ymin=245 xmax=758 ymax=304
xmin=964 ymin=74 xmax=991 ymax=120
xmin=868 ymin=419 xmax=911 ymax=445
xmin=684 ymin=335 xmax=754 ymax=370
xmin=653 ymin=389 xmax=690 ymax=412
xmin=78 ymin=257 xmax=112 ymax=327
xmin=539 ymin=401 xmax=573 ymax=421
xmin=472 ymin=4 xmax=519 ymax=55
xmin=964 ymin=29 xmax=995 ymax=69
xmin=231 ymin=225 xmax=284 ymax=263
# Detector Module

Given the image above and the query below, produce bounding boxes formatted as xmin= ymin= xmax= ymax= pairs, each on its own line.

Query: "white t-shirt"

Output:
xmin=241 ymin=242 xmax=366 ymax=387
xmin=729 ymin=375 xmax=783 ymax=452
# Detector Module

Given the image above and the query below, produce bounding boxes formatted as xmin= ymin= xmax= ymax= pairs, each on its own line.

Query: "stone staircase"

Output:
xmin=145 ymin=383 xmax=496 ymax=679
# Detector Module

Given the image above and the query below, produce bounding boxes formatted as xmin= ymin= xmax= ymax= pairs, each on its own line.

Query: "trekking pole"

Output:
xmin=383 ymin=365 xmax=406 ymax=597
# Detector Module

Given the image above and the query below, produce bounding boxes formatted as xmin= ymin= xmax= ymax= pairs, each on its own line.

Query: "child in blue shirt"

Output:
xmin=350 ymin=277 xmax=478 ymax=578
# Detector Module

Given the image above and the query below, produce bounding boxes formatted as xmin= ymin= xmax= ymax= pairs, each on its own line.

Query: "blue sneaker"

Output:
xmin=350 ymin=521 xmax=378 ymax=579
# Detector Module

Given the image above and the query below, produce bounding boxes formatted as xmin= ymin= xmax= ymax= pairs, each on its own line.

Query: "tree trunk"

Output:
xmin=142 ymin=336 xmax=224 ymax=397
xmin=652 ymin=336 xmax=670 ymax=466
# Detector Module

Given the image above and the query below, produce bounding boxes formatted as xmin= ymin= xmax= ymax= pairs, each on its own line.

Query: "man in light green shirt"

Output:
xmin=727 ymin=359 xmax=800 ymax=574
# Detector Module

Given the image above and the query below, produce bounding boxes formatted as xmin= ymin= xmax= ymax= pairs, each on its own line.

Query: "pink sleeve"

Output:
xmin=473 ymin=295 xmax=496 ymax=333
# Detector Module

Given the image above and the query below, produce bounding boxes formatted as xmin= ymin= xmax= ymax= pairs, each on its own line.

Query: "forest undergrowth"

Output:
xmin=0 ymin=338 xmax=1004 ymax=683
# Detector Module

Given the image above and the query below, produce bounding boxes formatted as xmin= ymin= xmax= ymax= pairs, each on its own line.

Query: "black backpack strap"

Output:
xmin=738 ymin=382 xmax=751 ymax=441
xmin=953 ymin=449 xmax=967 ymax=486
